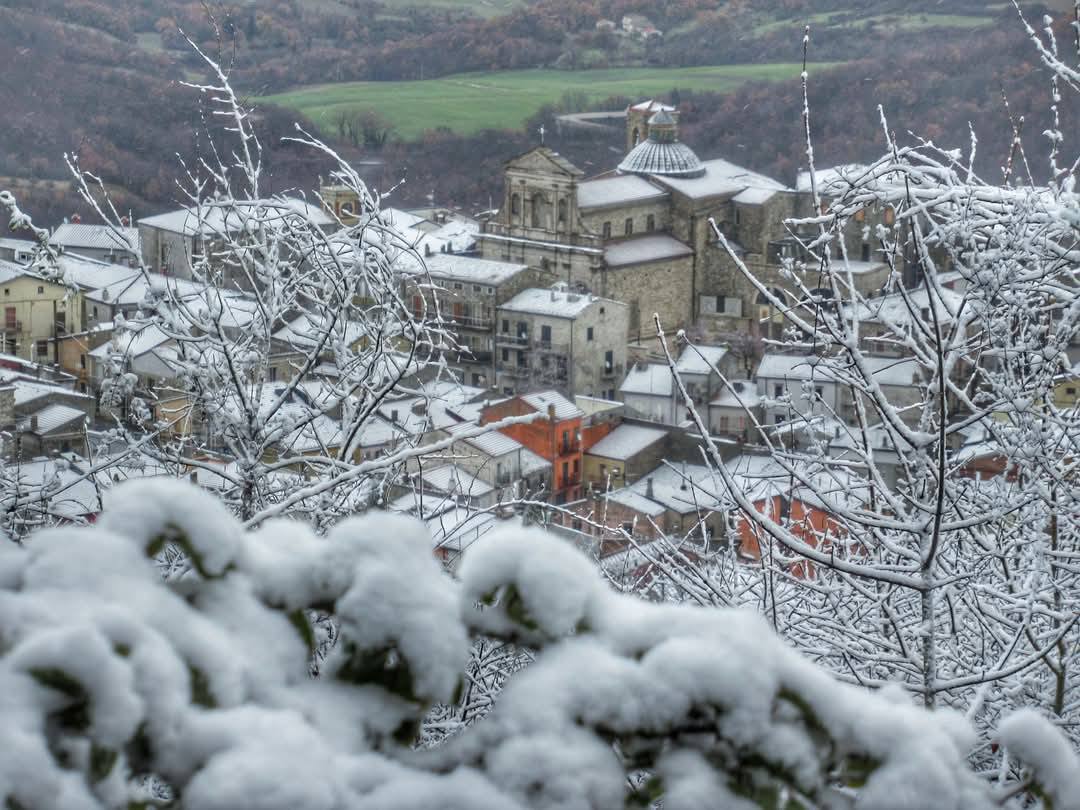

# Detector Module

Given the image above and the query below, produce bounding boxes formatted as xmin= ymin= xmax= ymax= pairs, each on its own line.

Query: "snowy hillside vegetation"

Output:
xmin=0 ymin=478 xmax=1076 ymax=809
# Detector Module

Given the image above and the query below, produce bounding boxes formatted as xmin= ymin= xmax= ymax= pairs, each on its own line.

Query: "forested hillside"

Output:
xmin=0 ymin=0 xmax=1073 ymax=229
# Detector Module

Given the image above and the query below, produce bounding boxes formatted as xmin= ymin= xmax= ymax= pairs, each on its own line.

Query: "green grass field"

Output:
xmin=755 ymin=10 xmax=994 ymax=36
xmin=259 ymin=63 xmax=837 ymax=141
xmin=378 ymin=0 xmax=523 ymax=17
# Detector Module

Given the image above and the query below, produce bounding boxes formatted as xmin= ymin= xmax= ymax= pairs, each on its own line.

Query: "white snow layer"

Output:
xmin=0 ymin=478 xmax=1074 ymax=809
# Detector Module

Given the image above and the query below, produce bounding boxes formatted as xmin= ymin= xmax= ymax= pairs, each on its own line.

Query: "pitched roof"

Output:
xmin=422 ymin=253 xmax=528 ymax=286
xmin=619 ymin=363 xmax=673 ymax=397
xmin=499 ymin=287 xmax=599 ymax=318
xmin=19 ymin=403 xmax=87 ymax=435
xmin=521 ymin=390 xmax=584 ymax=420
xmin=605 ymin=234 xmax=692 ymax=268
xmin=587 ymin=423 xmax=667 ymax=461
xmin=446 ymin=422 xmax=523 ymax=457
xmin=51 ymin=224 xmax=140 ymax=254
xmin=577 ymin=175 xmax=667 ymax=209
xmin=421 ymin=464 xmax=494 ymax=498
xmin=651 ymin=158 xmax=789 ymax=201
xmin=675 ymin=344 xmax=728 ymax=376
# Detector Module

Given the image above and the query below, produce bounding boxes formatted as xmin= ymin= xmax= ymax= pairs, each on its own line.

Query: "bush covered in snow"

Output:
xmin=1 ymin=479 xmax=1077 ymax=809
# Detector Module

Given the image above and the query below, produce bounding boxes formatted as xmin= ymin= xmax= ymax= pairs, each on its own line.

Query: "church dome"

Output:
xmin=618 ymin=110 xmax=705 ymax=178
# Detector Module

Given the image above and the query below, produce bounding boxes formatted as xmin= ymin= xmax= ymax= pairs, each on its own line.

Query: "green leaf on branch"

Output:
xmin=288 ymin=609 xmax=316 ymax=655
xmin=90 ymin=744 xmax=117 ymax=783
xmin=336 ymin=641 xmax=419 ymax=703
xmin=188 ymin=665 xmax=215 ymax=708
xmin=29 ymin=667 xmax=90 ymax=731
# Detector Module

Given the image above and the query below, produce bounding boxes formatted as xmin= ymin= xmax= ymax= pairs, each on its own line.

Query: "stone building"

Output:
xmin=480 ymin=103 xmax=900 ymax=350
xmin=402 ymin=252 xmax=544 ymax=388
xmin=493 ymin=284 xmax=628 ymax=399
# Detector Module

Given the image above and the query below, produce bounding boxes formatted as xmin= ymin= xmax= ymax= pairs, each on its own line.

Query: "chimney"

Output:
xmin=547 ymin=403 xmax=556 ymax=422
xmin=645 ymin=477 xmax=654 ymax=499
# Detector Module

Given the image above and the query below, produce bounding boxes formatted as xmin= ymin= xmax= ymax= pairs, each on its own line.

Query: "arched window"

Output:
xmin=557 ymin=199 xmax=568 ymax=225
xmin=531 ymin=192 xmax=546 ymax=228
xmin=511 ymin=193 xmax=521 ymax=219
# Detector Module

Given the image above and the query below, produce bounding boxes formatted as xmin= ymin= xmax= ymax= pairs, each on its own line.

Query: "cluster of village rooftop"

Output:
xmin=1 ymin=101 xmax=1077 ymax=571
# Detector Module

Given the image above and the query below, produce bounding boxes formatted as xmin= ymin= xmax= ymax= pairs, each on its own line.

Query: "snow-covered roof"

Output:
xmin=19 ymin=403 xmax=87 ymax=434
xmin=422 ymin=253 xmax=528 ymax=286
xmin=587 ymin=423 xmax=667 ymax=461
xmin=446 ymin=422 xmax=523 ymax=458
xmin=575 ymin=395 xmax=624 ymax=417
xmin=605 ymin=234 xmax=693 ymax=268
xmin=619 ymin=363 xmax=673 ymax=397
xmin=0 ymin=260 xmax=27 ymax=283
xmin=732 ymin=187 xmax=778 ymax=205
xmin=89 ymin=325 xmax=173 ymax=360
xmin=411 ymin=218 xmax=479 ymax=255
xmin=834 ymin=259 xmax=888 ymax=275
xmin=520 ymin=447 xmax=550 ymax=476
xmin=676 ymin=344 xmax=728 ymax=376
xmin=521 ymin=390 xmax=584 ymax=420
xmin=272 ymin=313 xmax=367 ymax=351
xmin=709 ymin=381 xmax=760 ymax=409
xmin=421 ymin=464 xmax=494 ymax=499
xmin=577 ymin=176 xmax=667 ymax=209
xmin=57 ymin=253 xmax=142 ymax=291
xmin=652 ymin=158 xmax=790 ymax=201
xmin=606 ymin=461 xmax=728 ymax=516
xmin=796 ymin=164 xmax=872 ymax=195
xmin=138 ymin=197 xmax=333 ymax=236
xmin=499 ymin=287 xmax=599 ymax=318
xmin=51 ymin=224 xmax=140 ymax=255
xmin=6 ymin=376 xmax=89 ymax=407
xmin=380 ymin=208 xmax=429 ymax=231
xmin=756 ymin=352 xmax=920 ymax=388
xmin=851 ymin=286 xmax=964 ymax=328
xmin=0 ymin=237 xmax=34 ymax=254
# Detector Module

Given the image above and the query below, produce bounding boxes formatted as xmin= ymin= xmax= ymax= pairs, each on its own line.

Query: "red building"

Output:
xmin=481 ymin=391 xmax=585 ymax=503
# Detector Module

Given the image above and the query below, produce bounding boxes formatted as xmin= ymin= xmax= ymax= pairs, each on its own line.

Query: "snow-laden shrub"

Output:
xmin=0 ymin=479 xmax=1075 ymax=810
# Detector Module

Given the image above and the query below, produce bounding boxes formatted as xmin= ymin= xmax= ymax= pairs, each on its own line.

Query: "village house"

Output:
xmin=50 ymin=223 xmax=141 ymax=266
xmin=494 ymin=284 xmax=628 ymax=399
xmin=480 ymin=390 xmax=585 ymax=504
xmin=582 ymin=422 xmax=668 ymax=492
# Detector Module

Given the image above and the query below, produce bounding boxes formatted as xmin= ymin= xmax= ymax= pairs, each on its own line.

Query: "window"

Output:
xmin=774 ymin=384 xmax=783 ymax=398
xmin=453 ymin=282 xmax=463 ymax=291
xmin=1067 ymin=387 xmax=1077 ymax=396
xmin=624 ymin=218 xmax=633 ymax=236
xmin=516 ymin=321 xmax=527 ymax=338
xmin=3 ymin=289 xmax=7 ymax=296
xmin=557 ymin=199 xmax=567 ymax=224
xmin=501 ymin=319 xmax=509 ymax=333
xmin=37 ymin=286 xmax=44 ymax=294
xmin=734 ymin=208 xmax=741 ymax=226
xmin=268 ymin=366 xmax=278 ymax=382
xmin=35 ymin=340 xmax=47 ymax=357
xmin=501 ymin=348 xmax=509 ymax=362
xmin=503 ymin=387 xmax=513 ymax=396
xmin=646 ymin=214 xmax=655 ymax=232
xmin=604 ymin=350 xmax=614 ymax=373
xmin=602 ymin=221 xmax=612 ymax=239
xmin=861 ymin=243 xmax=871 ymax=262
xmin=511 ymin=193 xmax=521 ymax=217
xmin=540 ymin=324 xmax=552 ymax=345
xmin=517 ymin=350 xmax=526 ymax=367
xmin=79 ymin=354 xmax=86 ymax=369
xmin=815 ymin=385 xmax=823 ymax=398
xmin=775 ymin=415 xmax=786 ymax=425
xmin=586 ymin=326 xmax=594 ymax=341
xmin=93 ymin=306 xmax=99 ymax=318
xmin=531 ymin=192 xmax=546 ymax=228
xmin=473 ymin=284 xmax=481 ymax=293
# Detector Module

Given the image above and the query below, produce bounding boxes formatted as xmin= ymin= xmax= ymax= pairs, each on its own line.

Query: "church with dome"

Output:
xmin=478 ymin=100 xmax=890 ymax=340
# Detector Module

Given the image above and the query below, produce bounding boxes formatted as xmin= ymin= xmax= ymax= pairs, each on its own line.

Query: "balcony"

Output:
xmin=601 ymin=362 xmax=623 ymax=379
xmin=559 ymin=441 xmax=581 ymax=455
xmin=499 ymin=364 xmax=532 ymax=378
xmin=452 ymin=314 xmax=494 ymax=330
xmin=496 ymin=332 xmax=530 ymax=347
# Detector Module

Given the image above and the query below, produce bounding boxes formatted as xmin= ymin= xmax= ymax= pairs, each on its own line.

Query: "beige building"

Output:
xmin=494 ymin=284 xmax=628 ymax=399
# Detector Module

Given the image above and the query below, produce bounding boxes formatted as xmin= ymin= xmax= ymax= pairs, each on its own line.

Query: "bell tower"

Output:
xmin=625 ymin=99 xmax=678 ymax=152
